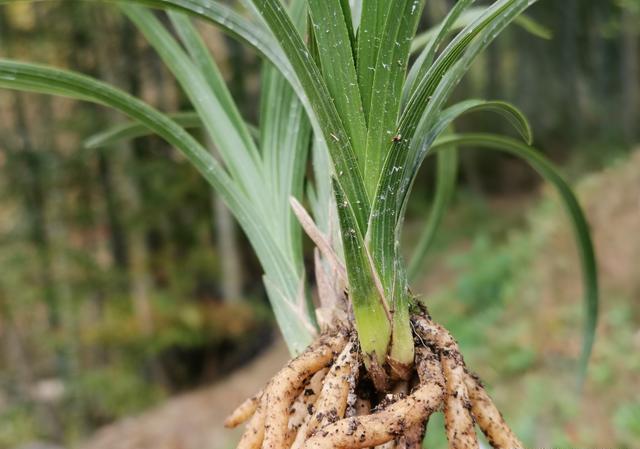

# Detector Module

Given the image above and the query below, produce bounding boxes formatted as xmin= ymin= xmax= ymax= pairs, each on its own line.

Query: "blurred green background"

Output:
xmin=0 ymin=1 xmax=638 ymax=448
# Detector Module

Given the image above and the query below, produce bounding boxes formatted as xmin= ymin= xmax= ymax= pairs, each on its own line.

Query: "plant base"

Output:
xmin=224 ymin=310 xmax=523 ymax=449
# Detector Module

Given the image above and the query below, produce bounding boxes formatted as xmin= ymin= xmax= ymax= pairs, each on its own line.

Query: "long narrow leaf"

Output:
xmin=251 ymin=0 xmax=371 ymax=234
xmin=513 ymin=14 xmax=552 ymax=39
xmin=356 ymin=0 xmax=391 ymax=122
xmin=261 ymin=68 xmax=311 ymax=266
xmin=368 ymin=0 xmax=537 ymax=307
xmin=334 ymin=180 xmax=391 ymax=366
xmin=166 ymin=5 xmax=317 ymax=348
xmin=309 ymin=137 xmax=333 ymax=236
xmin=84 ymin=111 xmax=202 ymax=148
xmin=258 ymin=0 xmax=311 ymax=268
xmin=308 ymin=0 xmax=367 ymax=166
xmin=432 ymin=133 xmax=598 ymax=383
xmin=410 ymin=8 xmax=552 ymax=55
xmin=169 ymin=12 xmax=255 ymax=155
xmin=84 ymin=112 xmax=260 ymax=149
xmin=404 ymin=0 xmax=475 ymax=105
xmin=407 ymin=147 xmax=458 ymax=281
xmin=0 ymin=0 xmax=296 ymax=84
xmin=363 ymin=0 xmax=425 ymax=198
xmin=400 ymin=5 xmax=537 ymax=215
xmin=405 ymin=99 xmax=533 ymax=192
xmin=339 ymin=0 xmax=357 ymax=54
xmin=121 ymin=6 xmax=266 ymax=200
xmin=403 ymin=0 xmax=532 ymax=138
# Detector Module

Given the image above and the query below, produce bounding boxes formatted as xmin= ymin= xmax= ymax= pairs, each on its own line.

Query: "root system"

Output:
xmin=225 ymin=312 xmax=524 ymax=449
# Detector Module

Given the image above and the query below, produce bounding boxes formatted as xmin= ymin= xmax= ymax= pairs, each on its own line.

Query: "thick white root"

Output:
xmin=305 ymin=342 xmax=359 ymax=437
xmin=442 ymin=353 xmax=478 ymax=449
xmin=225 ymin=392 xmax=262 ymax=429
xmin=262 ymin=332 xmax=348 ymax=449
xmin=300 ymin=347 xmax=444 ymax=449
xmin=288 ymin=368 xmax=330 ymax=446
xmin=464 ymin=373 xmax=525 ymax=449
xmin=236 ymin=399 xmax=265 ymax=449
xmin=414 ymin=315 xmax=523 ymax=449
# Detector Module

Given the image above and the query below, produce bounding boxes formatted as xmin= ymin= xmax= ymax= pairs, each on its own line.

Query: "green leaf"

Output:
xmin=404 ymin=0 xmax=475 ymax=105
xmin=84 ymin=112 xmax=260 ymax=149
xmin=406 ymin=6 xmax=551 ymax=102
xmin=308 ymin=0 xmax=368 ymax=166
xmin=264 ymin=275 xmax=317 ymax=355
xmin=432 ymin=133 xmax=598 ymax=383
xmin=338 ymin=0 xmax=357 ymax=56
xmin=0 ymin=60 xmax=232 ymax=198
xmin=400 ymin=100 xmax=531 ymax=283
xmin=404 ymin=98 xmax=533 ymax=281
xmin=251 ymin=0 xmax=371 ymax=234
xmin=167 ymin=5 xmax=317 ymax=350
xmin=258 ymin=0 xmax=312 ymax=269
xmin=334 ymin=180 xmax=391 ymax=366
xmin=260 ymin=66 xmax=311 ymax=268
xmin=309 ymin=137 xmax=333 ymax=236
xmin=405 ymin=99 xmax=533 ymax=186
xmin=407 ymin=147 xmax=458 ymax=281
xmin=356 ymin=0 xmax=391 ymax=123
xmin=168 ymin=11 xmax=256 ymax=154
xmin=441 ymin=100 xmax=532 ymax=143
xmin=403 ymin=0 xmax=535 ymax=141
xmin=0 ymin=0 xmax=297 ymax=86
xmin=368 ymin=0 xmax=538 ymax=315
xmin=363 ymin=0 xmax=425 ymax=198
xmin=411 ymin=8 xmax=552 ymax=54
xmin=388 ymin=258 xmax=414 ymax=368
xmin=404 ymin=0 xmax=532 ymax=131
xmin=121 ymin=6 xmax=266 ymax=200
xmin=513 ymin=14 xmax=552 ymax=40
xmin=84 ymin=111 xmax=202 ymax=149
xmin=410 ymin=4 xmax=480 ymax=54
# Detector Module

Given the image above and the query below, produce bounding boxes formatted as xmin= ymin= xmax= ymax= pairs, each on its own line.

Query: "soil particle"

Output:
xmin=346 ymin=419 xmax=358 ymax=436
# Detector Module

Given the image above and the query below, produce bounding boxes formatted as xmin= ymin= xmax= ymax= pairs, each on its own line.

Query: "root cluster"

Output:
xmin=225 ymin=314 xmax=524 ymax=449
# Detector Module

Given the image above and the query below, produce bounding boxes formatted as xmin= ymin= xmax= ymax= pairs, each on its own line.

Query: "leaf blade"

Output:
xmin=407 ymin=147 xmax=458 ymax=281
xmin=334 ymin=180 xmax=391 ymax=366
xmin=432 ymin=133 xmax=599 ymax=383
xmin=308 ymin=0 xmax=368 ymax=165
xmin=121 ymin=5 xmax=266 ymax=199
xmin=84 ymin=111 xmax=203 ymax=148
xmin=356 ymin=0 xmax=391 ymax=122
xmin=251 ymin=0 xmax=371 ymax=234
xmin=404 ymin=0 xmax=475 ymax=105
xmin=363 ymin=0 xmax=425 ymax=198
xmin=368 ymin=0 xmax=538 ymax=310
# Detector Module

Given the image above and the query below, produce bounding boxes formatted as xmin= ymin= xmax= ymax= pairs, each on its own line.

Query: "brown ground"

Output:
xmin=81 ymin=341 xmax=289 ymax=449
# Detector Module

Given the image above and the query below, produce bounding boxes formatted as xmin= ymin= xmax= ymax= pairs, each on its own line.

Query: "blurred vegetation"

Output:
xmin=0 ymin=0 xmax=638 ymax=448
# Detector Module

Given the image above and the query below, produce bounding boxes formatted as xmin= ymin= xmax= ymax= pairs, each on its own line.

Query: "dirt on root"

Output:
xmin=80 ymin=340 xmax=289 ymax=449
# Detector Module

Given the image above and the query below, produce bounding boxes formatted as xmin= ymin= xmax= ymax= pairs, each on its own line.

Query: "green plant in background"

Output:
xmin=0 ymin=0 xmax=599 ymax=448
